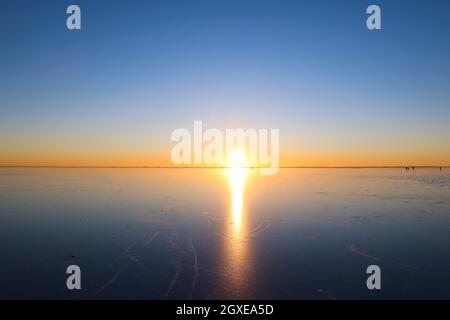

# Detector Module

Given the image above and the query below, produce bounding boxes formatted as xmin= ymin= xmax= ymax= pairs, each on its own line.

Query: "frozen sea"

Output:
xmin=0 ymin=167 xmax=449 ymax=299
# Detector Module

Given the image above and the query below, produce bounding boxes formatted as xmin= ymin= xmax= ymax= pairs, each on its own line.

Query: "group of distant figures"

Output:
xmin=405 ymin=166 xmax=443 ymax=171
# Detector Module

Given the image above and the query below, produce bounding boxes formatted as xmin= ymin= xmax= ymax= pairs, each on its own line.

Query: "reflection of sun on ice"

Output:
xmin=226 ymin=150 xmax=248 ymax=229
xmin=224 ymin=150 xmax=249 ymax=297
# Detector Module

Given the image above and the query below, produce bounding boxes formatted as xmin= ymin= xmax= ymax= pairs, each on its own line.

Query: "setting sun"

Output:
xmin=228 ymin=150 xmax=246 ymax=168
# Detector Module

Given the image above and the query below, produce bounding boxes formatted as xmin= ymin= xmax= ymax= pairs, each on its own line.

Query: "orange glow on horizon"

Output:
xmin=1 ymin=146 xmax=450 ymax=167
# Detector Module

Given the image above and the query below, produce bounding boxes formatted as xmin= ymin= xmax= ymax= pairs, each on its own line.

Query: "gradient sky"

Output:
xmin=1 ymin=0 xmax=450 ymax=166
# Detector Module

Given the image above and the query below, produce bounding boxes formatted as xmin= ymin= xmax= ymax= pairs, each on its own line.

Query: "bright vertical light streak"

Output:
xmin=229 ymin=167 xmax=246 ymax=229
xmin=227 ymin=150 xmax=248 ymax=230
xmin=223 ymin=149 xmax=250 ymax=297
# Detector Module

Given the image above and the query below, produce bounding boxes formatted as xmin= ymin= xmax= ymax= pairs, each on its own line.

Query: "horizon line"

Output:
xmin=0 ymin=165 xmax=448 ymax=169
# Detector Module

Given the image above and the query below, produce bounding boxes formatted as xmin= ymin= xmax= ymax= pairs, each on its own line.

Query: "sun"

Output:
xmin=228 ymin=150 xmax=246 ymax=168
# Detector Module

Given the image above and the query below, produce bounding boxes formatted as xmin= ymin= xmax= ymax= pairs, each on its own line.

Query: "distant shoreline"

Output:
xmin=0 ymin=166 xmax=448 ymax=169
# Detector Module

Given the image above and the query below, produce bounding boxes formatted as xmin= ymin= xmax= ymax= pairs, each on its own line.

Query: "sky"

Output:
xmin=1 ymin=0 xmax=450 ymax=166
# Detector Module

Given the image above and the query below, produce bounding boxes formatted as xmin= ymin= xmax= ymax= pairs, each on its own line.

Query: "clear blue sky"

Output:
xmin=1 ymin=0 xmax=450 ymax=165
